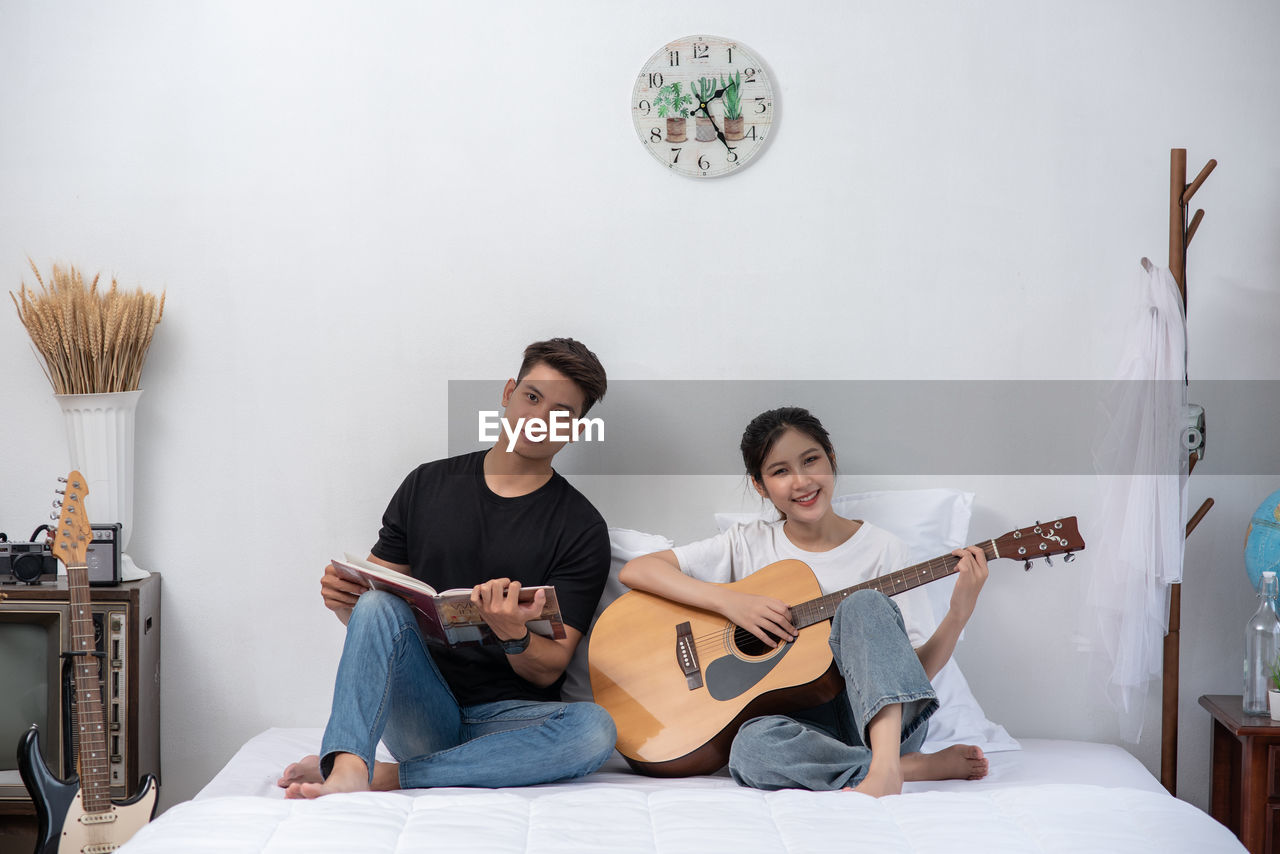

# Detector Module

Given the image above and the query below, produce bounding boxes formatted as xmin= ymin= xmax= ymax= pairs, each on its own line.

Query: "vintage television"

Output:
xmin=0 ymin=575 xmax=160 ymax=812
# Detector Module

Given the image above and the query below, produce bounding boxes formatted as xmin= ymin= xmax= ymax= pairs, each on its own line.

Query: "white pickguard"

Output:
xmin=58 ymin=781 xmax=157 ymax=854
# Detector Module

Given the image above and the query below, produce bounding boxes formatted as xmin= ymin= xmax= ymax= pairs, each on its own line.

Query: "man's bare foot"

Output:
xmin=277 ymin=755 xmax=323 ymax=789
xmin=902 ymin=744 xmax=988 ymax=782
xmin=278 ymin=753 xmax=402 ymax=796
xmin=845 ymin=756 xmax=904 ymax=797
xmin=284 ymin=754 xmax=370 ymax=799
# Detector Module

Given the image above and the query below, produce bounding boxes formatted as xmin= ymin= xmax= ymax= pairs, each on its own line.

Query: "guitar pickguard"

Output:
xmin=704 ymin=642 xmax=793 ymax=701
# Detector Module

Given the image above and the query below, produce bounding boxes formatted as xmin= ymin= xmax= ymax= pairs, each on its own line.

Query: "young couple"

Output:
xmin=278 ymin=338 xmax=990 ymax=799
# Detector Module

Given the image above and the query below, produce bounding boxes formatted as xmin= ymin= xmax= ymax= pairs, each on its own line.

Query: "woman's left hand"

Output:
xmin=949 ymin=546 xmax=989 ymax=621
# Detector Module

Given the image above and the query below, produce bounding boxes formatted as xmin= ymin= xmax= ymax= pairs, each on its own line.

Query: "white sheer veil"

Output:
xmin=1082 ymin=260 xmax=1189 ymax=742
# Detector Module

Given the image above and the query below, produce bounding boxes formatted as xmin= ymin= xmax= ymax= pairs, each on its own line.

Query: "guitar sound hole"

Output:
xmin=732 ymin=626 xmax=783 ymax=657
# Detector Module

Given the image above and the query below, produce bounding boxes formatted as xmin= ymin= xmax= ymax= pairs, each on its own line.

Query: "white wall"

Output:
xmin=1 ymin=0 xmax=1277 ymax=813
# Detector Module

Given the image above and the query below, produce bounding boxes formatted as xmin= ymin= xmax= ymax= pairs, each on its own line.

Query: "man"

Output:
xmin=280 ymin=338 xmax=615 ymax=797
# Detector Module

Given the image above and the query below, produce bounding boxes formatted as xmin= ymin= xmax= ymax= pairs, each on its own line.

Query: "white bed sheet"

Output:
xmin=116 ymin=728 xmax=1241 ymax=854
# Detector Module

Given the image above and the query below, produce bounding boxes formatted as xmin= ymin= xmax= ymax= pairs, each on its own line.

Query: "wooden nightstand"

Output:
xmin=1201 ymin=693 xmax=1280 ymax=853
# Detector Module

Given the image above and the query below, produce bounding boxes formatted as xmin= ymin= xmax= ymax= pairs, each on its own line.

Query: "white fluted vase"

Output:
xmin=55 ymin=390 xmax=143 ymax=576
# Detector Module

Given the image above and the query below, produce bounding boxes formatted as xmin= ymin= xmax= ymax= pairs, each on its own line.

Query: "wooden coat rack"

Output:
xmin=1161 ymin=147 xmax=1217 ymax=796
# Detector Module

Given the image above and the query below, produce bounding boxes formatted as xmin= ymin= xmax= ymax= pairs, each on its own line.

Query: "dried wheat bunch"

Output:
xmin=11 ymin=260 xmax=165 ymax=394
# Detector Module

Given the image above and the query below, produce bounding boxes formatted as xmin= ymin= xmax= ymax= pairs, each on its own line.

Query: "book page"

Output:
xmin=334 ymin=554 xmax=438 ymax=596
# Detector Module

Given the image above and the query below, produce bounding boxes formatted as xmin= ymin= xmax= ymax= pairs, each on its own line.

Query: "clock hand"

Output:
xmin=695 ymin=89 xmax=726 ymax=117
xmin=693 ymin=90 xmax=735 ymax=152
xmin=703 ymin=112 xmax=735 ymax=153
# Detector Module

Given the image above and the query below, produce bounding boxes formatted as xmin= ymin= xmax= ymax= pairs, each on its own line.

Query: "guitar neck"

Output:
xmin=789 ymin=540 xmax=997 ymax=630
xmin=67 ymin=563 xmax=110 ymax=813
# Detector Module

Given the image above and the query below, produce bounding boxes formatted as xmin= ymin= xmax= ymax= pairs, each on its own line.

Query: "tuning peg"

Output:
xmin=1063 ymin=552 xmax=1076 ymax=563
xmin=57 ymin=476 xmax=68 ymax=483
xmin=1044 ymin=555 xmax=1054 ymax=567
xmin=51 ymin=498 xmax=63 ymax=508
xmin=1024 ymin=560 xmax=1032 ymax=572
xmin=48 ymin=510 xmax=59 ymax=521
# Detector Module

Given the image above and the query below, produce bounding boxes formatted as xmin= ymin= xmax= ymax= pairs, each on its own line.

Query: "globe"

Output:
xmin=1246 ymin=489 xmax=1280 ymax=592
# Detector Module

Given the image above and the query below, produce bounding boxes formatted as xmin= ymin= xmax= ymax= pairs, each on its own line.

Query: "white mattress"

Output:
xmin=117 ymin=728 xmax=1242 ymax=854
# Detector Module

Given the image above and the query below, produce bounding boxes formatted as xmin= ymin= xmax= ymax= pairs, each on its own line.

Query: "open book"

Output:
xmin=330 ymin=554 xmax=566 ymax=648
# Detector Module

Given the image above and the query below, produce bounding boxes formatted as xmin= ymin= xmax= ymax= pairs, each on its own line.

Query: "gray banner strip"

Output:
xmin=447 ymin=380 xmax=1280 ymax=476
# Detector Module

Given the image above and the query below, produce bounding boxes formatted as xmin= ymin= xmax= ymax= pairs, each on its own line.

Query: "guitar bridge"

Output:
xmin=675 ymin=621 xmax=703 ymax=690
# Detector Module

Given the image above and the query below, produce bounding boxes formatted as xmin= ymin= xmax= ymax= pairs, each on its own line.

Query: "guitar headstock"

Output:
xmin=51 ymin=470 xmax=92 ymax=569
xmin=992 ymin=517 xmax=1084 ymax=568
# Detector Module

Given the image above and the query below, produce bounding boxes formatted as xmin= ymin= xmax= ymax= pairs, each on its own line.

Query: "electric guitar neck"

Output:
xmin=17 ymin=471 xmax=158 ymax=854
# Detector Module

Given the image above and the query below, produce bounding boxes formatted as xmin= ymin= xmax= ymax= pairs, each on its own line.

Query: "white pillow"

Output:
xmin=560 ymin=528 xmax=674 ymax=704
xmin=921 ymin=659 xmax=1020 ymax=753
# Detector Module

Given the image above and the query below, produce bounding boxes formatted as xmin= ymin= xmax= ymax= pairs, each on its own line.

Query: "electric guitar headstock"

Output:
xmin=991 ymin=516 xmax=1084 ymax=570
xmin=50 ymin=470 xmax=92 ymax=570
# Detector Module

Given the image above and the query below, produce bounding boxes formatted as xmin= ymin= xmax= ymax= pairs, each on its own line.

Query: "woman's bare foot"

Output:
xmin=277 ymin=755 xmax=323 ymax=789
xmin=902 ymin=744 xmax=988 ymax=782
xmin=285 ymin=754 xmax=370 ymax=799
xmin=846 ymin=756 xmax=905 ymax=797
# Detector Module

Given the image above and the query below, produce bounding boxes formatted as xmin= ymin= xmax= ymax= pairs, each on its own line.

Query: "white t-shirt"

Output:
xmin=671 ymin=519 xmax=938 ymax=647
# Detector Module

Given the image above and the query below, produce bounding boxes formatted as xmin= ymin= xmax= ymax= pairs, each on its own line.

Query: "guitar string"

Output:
xmin=670 ymin=534 xmax=1073 ymax=684
xmin=681 ymin=556 xmax=965 ymax=648
xmin=677 ymin=543 xmax=1032 ymax=650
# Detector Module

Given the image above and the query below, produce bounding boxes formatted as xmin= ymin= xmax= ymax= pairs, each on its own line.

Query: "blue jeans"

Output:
xmin=319 ymin=590 xmax=616 ymax=788
xmin=728 ymin=589 xmax=938 ymax=791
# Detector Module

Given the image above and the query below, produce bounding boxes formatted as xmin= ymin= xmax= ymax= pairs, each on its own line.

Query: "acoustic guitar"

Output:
xmin=588 ymin=517 xmax=1084 ymax=778
xmin=17 ymin=471 xmax=157 ymax=854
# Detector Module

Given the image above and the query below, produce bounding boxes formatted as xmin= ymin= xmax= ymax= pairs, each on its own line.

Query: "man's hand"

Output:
xmin=471 ymin=577 xmax=546 ymax=641
xmin=320 ymin=562 xmax=365 ymax=623
xmin=321 ymin=555 xmax=410 ymax=626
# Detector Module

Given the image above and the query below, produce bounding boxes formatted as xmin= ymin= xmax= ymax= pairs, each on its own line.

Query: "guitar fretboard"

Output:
xmin=788 ymin=541 xmax=997 ymax=630
xmin=67 ymin=563 xmax=110 ymax=814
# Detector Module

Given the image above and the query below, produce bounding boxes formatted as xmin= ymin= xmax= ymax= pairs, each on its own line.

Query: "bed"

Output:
xmin=119 ymin=728 xmax=1240 ymax=853
xmin=118 ymin=491 xmax=1242 ymax=853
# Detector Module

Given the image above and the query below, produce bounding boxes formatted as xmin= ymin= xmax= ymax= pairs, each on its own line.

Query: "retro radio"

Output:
xmin=0 ymin=523 xmax=122 ymax=585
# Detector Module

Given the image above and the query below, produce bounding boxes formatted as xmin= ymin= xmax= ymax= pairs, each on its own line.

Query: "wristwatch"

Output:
xmin=500 ymin=629 xmax=532 ymax=655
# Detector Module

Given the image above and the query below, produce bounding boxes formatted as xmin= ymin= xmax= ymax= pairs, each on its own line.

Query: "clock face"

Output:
xmin=631 ymin=35 xmax=775 ymax=178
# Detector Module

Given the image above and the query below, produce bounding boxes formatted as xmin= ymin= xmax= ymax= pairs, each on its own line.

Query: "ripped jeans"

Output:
xmin=319 ymin=590 xmax=616 ymax=788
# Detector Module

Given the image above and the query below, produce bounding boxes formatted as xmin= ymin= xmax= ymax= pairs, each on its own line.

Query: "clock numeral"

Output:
xmin=692 ymin=43 xmax=709 ymax=60
xmin=726 ymin=149 xmax=739 ymax=163
xmin=745 ymin=126 xmax=757 ymax=141
xmin=697 ymin=154 xmax=710 ymax=170
xmin=638 ymin=99 xmax=651 ymax=116
xmin=669 ymin=147 xmax=682 ymax=164
xmin=754 ymin=98 xmax=768 ymax=114
xmin=668 ymin=50 xmax=679 ymax=67
xmin=744 ymin=67 xmax=757 ymax=83
xmin=726 ymin=47 xmax=733 ymax=63
xmin=650 ymin=127 xmax=662 ymax=143
xmin=647 ymin=72 xmax=663 ymax=88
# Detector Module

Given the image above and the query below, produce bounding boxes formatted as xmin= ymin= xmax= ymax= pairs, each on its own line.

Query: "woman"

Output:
xmin=618 ymin=406 xmax=990 ymax=796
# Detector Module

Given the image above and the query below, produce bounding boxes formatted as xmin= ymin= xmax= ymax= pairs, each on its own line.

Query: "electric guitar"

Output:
xmin=17 ymin=472 xmax=157 ymax=854
xmin=587 ymin=517 xmax=1084 ymax=778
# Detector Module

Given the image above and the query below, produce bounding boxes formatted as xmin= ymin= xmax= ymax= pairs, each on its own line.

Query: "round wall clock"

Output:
xmin=631 ymin=35 xmax=775 ymax=178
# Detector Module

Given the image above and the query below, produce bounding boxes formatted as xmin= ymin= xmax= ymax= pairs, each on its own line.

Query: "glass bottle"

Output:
xmin=1244 ymin=570 xmax=1280 ymax=715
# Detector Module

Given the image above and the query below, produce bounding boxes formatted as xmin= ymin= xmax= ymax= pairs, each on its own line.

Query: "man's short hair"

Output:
xmin=517 ymin=338 xmax=607 ymax=416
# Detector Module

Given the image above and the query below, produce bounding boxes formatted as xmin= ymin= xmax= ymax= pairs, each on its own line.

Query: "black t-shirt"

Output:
xmin=370 ymin=450 xmax=610 ymax=705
